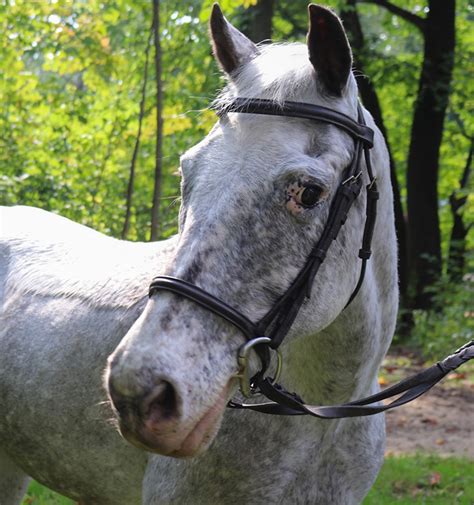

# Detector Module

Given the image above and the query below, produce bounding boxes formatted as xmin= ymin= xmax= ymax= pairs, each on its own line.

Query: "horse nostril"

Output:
xmin=108 ymin=379 xmax=133 ymax=412
xmin=142 ymin=380 xmax=179 ymax=423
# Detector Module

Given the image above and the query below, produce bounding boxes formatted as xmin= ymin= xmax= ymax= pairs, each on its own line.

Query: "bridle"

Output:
xmin=149 ymin=97 xmax=474 ymax=419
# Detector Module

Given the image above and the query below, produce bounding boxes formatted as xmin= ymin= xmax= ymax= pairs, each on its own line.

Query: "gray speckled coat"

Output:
xmin=0 ymin=5 xmax=398 ymax=505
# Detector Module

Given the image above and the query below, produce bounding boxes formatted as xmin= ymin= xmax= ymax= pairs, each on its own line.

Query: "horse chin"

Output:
xmin=167 ymin=410 xmax=223 ymax=458
xmin=118 ymin=384 xmax=229 ymax=458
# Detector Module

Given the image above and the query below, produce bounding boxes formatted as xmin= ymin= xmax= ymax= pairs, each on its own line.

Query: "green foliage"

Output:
xmin=410 ymin=270 xmax=474 ymax=359
xmin=22 ymin=480 xmax=73 ymax=504
xmin=364 ymin=454 xmax=474 ymax=504
xmin=1 ymin=0 xmax=472 ymax=239
xmin=1 ymin=0 xmax=220 ymax=240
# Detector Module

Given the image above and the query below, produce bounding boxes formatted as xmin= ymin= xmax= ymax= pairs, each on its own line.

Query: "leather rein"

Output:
xmin=149 ymin=97 xmax=474 ymax=419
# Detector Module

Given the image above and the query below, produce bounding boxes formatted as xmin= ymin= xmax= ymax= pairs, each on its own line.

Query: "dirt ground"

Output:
xmin=381 ymin=350 xmax=474 ymax=458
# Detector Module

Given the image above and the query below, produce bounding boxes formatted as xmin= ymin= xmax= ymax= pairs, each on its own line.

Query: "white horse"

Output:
xmin=0 ymin=5 xmax=397 ymax=504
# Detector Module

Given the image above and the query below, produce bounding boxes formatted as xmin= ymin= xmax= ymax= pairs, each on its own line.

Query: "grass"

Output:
xmin=363 ymin=454 xmax=474 ymax=504
xmin=22 ymin=480 xmax=73 ymax=505
xmin=24 ymin=454 xmax=473 ymax=504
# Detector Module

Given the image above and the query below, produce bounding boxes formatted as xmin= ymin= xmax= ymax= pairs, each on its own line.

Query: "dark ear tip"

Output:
xmin=308 ymin=4 xmax=336 ymax=19
xmin=211 ymin=3 xmax=223 ymax=19
xmin=209 ymin=2 xmax=226 ymax=33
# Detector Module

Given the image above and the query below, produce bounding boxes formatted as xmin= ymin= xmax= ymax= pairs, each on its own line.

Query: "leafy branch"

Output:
xmin=356 ymin=0 xmax=426 ymax=32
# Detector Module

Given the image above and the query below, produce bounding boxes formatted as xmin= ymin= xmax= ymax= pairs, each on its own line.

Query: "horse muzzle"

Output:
xmin=107 ymin=372 xmax=231 ymax=457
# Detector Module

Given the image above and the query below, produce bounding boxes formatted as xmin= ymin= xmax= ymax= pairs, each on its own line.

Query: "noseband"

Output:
xmin=149 ymin=98 xmax=474 ymax=419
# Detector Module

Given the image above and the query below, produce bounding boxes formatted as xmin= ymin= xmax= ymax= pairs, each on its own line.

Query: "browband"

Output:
xmin=220 ymin=97 xmax=374 ymax=148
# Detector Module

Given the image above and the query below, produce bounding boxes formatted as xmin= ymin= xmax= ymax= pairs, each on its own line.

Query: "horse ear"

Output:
xmin=209 ymin=3 xmax=259 ymax=75
xmin=307 ymin=4 xmax=352 ymax=96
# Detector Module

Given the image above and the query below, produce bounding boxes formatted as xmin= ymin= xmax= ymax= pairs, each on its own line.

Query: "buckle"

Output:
xmin=234 ymin=336 xmax=283 ymax=398
xmin=341 ymin=171 xmax=362 ymax=186
xmin=368 ymin=176 xmax=377 ymax=190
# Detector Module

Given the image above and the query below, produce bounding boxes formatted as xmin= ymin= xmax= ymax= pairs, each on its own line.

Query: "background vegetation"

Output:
xmin=1 ymin=0 xmax=472 ymax=367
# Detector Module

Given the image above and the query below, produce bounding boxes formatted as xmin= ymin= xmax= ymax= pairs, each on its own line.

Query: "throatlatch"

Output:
xmin=148 ymin=98 xmax=474 ymax=419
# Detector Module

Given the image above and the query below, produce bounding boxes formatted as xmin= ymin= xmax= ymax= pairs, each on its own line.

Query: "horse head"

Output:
xmin=105 ymin=4 xmax=389 ymax=458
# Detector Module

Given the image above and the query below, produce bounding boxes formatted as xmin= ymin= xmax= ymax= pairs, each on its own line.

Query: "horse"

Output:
xmin=0 ymin=4 xmax=398 ymax=504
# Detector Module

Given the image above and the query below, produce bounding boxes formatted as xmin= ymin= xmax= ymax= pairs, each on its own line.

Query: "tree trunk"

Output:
xmin=406 ymin=0 xmax=455 ymax=309
xmin=447 ymin=139 xmax=472 ymax=282
xmin=150 ymin=0 xmax=164 ymax=241
xmin=341 ymin=0 xmax=408 ymax=300
xmin=241 ymin=0 xmax=274 ymax=43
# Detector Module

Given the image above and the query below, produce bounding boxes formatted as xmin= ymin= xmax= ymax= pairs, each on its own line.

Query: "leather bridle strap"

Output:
xmin=148 ymin=276 xmax=258 ymax=340
xmin=149 ymin=98 xmax=373 ymax=369
xmin=228 ymin=340 xmax=474 ymax=418
xmin=221 ymin=98 xmax=374 ymax=147
xmin=149 ymin=97 xmax=385 ymax=414
xmin=148 ymin=98 xmax=474 ymax=419
xmin=255 ymin=155 xmax=365 ymax=348
xmin=253 ymin=102 xmax=376 ymax=347
xmin=345 ymin=143 xmax=379 ymax=307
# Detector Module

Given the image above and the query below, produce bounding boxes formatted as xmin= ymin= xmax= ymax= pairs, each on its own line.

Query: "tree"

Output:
xmin=150 ymin=0 xmax=164 ymax=241
xmin=406 ymin=0 xmax=455 ymax=309
xmin=242 ymin=0 xmax=274 ymax=42
xmin=448 ymin=138 xmax=472 ymax=281
xmin=359 ymin=0 xmax=456 ymax=309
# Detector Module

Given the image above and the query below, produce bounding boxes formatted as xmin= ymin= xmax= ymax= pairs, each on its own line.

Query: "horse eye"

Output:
xmin=300 ymin=185 xmax=323 ymax=207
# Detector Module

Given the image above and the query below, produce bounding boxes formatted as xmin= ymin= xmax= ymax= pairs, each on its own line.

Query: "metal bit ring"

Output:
xmin=235 ymin=336 xmax=282 ymax=398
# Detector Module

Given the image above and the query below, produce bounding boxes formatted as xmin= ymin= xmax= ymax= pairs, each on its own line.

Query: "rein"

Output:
xmin=148 ymin=97 xmax=474 ymax=419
